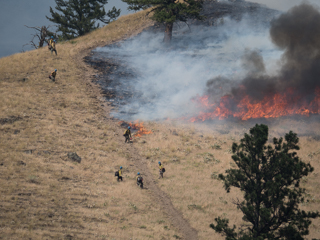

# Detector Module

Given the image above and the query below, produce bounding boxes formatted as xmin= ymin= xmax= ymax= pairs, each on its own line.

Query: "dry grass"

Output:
xmin=133 ymin=120 xmax=320 ymax=239
xmin=0 ymin=10 xmax=181 ymax=240
xmin=0 ymin=8 xmax=319 ymax=240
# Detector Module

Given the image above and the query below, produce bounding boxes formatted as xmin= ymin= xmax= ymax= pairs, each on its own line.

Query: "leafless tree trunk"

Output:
xmin=24 ymin=25 xmax=52 ymax=49
xmin=163 ymin=23 xmax=173 ymax=44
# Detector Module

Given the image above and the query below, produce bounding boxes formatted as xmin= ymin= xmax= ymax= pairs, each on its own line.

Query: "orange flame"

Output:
xmin=190 ymin=87 xmax=320 ymax=122
xmin=119 ymin=121 xmax=152 ymax=137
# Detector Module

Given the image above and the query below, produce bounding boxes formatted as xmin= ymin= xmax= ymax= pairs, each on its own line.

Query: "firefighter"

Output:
xmin=49 ymin=69 xmax=57 ymax=82
xmin=158 ymin=161 xmax=164 ymax=179
xmin=117 ymin=166 xmax=123 ymax=182
xmin=51 ymin=40 xmax=57 ymax=55
xmin=136 ymin=172 xmax=143 ymax=188
xmin=123 ymin=126 xmax=132 ymax=143
xmin=48 ymin=36 xmax=54 ymax=50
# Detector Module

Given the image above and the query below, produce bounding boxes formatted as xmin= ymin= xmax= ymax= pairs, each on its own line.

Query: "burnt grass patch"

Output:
xmin=0 ymin=116 xmax=22 ymax=125
xmin=84 ymin=53 xmax=141 ymax=113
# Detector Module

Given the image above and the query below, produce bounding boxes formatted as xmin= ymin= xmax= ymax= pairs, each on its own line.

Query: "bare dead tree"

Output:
xmin=23 ymin=25 xmax=54 ymax=49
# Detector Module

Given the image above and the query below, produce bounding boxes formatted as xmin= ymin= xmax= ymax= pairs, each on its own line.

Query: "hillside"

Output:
xmin=1 ymin=6 xmax=320 ymax=240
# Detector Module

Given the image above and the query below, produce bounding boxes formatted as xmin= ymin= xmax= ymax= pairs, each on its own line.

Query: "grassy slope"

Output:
xmin=136 ymin=120 xmax=320 ymax=239
xmin=0 ymin=11 xmax=180 ymax=240
xmin=0 ymin=9 xmax=319 ymax=240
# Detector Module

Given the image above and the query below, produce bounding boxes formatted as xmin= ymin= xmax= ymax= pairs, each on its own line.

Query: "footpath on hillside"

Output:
xmin=79 ymin=51 xmax=199 ymax=240
xmin=123 ymin=142 xmax=198 ymax=240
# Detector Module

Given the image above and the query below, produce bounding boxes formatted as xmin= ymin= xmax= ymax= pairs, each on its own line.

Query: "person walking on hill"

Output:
xmin=123 ymin=126 xmax=132 ymax=143
xmin=136 ymin=172 xmax=143 ymax=188
xmin=49 ymin=69 xmax=57 ymax=82
xmin=117 ymin=166 xmax=123 ymax=182
xmin=51 ymin=40 xmax=57 ymax=55
xmin=158 ymin=161 xmax=165 ymax=179
xmin=48 ymin=36 xmax=54 ymax=51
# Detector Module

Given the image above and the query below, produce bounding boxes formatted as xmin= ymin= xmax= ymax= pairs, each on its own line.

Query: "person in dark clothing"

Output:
xmin=136 ymin=172 xmax=143 ymax=188
xmin=158 ymin=161 xmax=164 ymax=179
xmin=49 ymin=69 xmax=57 ymax=82
xmin=123 ymin=126 xmax=132 ymax=143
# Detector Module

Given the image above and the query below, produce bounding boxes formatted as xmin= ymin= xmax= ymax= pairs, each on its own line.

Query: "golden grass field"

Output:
xmin=0 ymin=9 xmax=319 ymax=240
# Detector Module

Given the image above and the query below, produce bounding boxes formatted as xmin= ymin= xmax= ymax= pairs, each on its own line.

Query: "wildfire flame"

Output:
xmin=119 ymin=120 xmax=152 ymax=137
xmin=190 ymin=87 xmax=320 ymax=122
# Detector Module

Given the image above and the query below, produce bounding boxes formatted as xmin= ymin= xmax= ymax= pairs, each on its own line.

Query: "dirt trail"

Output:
xmin=100 ymin=113 xmax=199 ymax=240
xmin=124 ymin=143 xmax=199 ymax=240
xmin=79 ymin=48 xmax=198 ymax=240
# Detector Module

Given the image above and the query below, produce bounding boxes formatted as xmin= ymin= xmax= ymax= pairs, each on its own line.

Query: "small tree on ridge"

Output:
xmin=211 ymin=124 xmax=319 ymax=239
xmin=121 ymin=0 xmax=204 ymax=43
xmin=46 ymin=0 xmax=120 ymax=40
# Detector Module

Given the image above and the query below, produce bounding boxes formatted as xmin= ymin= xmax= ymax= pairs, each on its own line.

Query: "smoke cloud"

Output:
xmin=271 ymin=3 xmax=320 ymax=94
xmin=227 ymin=3 xmax=320 ymax=103
xmin=94 ymin=2 xmax=320 ymax=121
xmin=247 ymin=0 xmax=320 ymax=11
xmin=94 ymin=8 xmax=283 ymax=120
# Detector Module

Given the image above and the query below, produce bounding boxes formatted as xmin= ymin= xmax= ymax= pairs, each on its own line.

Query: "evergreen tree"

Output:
xmin=121 ymin=0 xmax=204 ymax=43
xmin=211 ymin=124 xmax=319 ymax=240
xmin=46 ymin=0 xmax=120 ymax=40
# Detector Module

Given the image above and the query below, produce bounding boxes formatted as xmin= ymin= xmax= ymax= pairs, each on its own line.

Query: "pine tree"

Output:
xmin=46 ymin=0 xmax=120 ymax=40
xmin=121 ymin=0 xmax=204 ymax=43
xmin=210 ymin=124 xmax=319 ymax=240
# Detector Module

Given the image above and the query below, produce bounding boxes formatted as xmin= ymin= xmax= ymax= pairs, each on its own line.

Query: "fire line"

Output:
xmin=190 ymin=87 xmax=320 ymax=122
xmin=119 ymin=121 xmax=152 ymax=137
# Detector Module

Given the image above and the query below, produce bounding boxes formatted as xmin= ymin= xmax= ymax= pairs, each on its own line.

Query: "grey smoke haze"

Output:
xmin=248 ymin=0 xmax=319 ymax=11
xmin=95 ymin=3 xmax=320 ymax=122
xmin=96 ymin=10 xmax=282 ymax=121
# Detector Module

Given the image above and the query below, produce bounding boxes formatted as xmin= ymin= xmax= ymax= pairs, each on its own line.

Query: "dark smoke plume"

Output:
xmin=208 ymin=3 xmax=320 ymax=103
xmin=241 ymin=49 xmax=266 ymax=75
xmin=271 ymin=3 xmax=320 ymax=96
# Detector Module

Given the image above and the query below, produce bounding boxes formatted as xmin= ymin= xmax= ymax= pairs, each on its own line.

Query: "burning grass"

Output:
xmin=119 ymin=120 xmax=152 ymax=138
xmin=190 ymin=87 xmax=320 ymax=122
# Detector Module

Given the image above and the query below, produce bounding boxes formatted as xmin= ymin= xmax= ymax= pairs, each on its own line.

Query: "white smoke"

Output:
xmin=95 ymin=14 xmax=283 ymax=121
xmin=247 ymin=0 xmax=320 ymax=11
